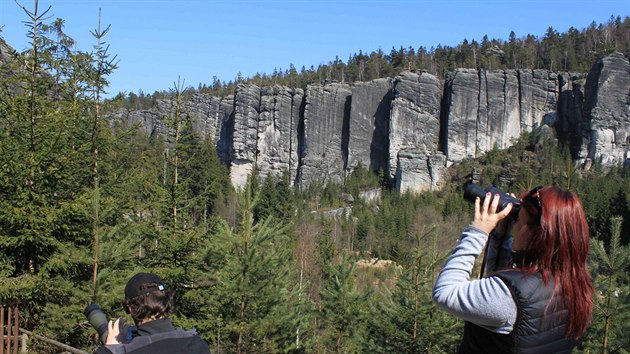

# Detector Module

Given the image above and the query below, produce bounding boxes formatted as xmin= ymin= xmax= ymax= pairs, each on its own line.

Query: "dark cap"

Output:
xmin=124 ymin=272 xmax=166 ymax=300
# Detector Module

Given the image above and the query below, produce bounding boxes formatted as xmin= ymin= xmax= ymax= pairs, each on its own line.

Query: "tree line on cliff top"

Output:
xmin=0 ymin=3 xmax=629 ymax=353
xmin=110 ymin=15 xmax=630 ymax=110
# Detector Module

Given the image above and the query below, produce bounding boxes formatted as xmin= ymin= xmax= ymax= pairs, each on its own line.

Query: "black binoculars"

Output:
xmin=463 ymin=183 xmax=521 ymax=219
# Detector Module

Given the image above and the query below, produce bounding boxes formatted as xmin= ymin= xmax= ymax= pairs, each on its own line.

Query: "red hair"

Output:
xmin=519 ymin=186 xmax=594 ymax=339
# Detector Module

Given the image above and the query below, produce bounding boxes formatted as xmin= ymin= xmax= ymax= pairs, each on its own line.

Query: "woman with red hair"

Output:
xmin=433 ymin=186 xmax=594 ymax=353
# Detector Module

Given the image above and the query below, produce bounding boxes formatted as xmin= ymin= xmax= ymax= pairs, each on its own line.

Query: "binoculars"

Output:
xmin=463 ymin=183 xmax=521 ymax=219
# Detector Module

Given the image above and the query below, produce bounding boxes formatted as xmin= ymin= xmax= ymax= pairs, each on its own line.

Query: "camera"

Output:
xmin=84 ymin=303 xmax=137 ymax=344
xmin=463 ymin=183 xmax=521 ymax=219
xmin=83 ymin=303 xmax=109 ymax=344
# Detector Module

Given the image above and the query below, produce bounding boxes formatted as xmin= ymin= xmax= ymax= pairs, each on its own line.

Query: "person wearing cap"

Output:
xmin=95 ymin=272 xmax=210 ymax=354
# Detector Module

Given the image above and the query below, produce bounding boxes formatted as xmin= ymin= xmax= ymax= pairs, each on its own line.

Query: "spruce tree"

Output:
xmin=88 ymin=8 xmax=119 ymax=302
xmin=206 ymin=182 xmax=300 ymax=353
xmin=0 ymin=2 xmax=101 ymax=348
xmin=582 ymin=217 xmax=630 ymax=353
xmin=317 ymin=253 xmax=369 ymax=353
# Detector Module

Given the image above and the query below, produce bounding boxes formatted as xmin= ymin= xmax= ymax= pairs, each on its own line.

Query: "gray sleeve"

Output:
xmin=432 ymin=226 xmax=517 ymax=334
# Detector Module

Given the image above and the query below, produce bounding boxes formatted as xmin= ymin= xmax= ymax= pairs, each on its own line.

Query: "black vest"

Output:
xmin=457 ymin=270 xmax=575 ymax=354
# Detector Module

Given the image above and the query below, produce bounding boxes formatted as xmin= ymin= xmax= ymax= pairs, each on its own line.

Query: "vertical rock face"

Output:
xmin=182 ymin=94 xmax=217 ymax=138
xmin=389 ymin=71 xmax=442 ymax=179
xmin=476 ymin=70 xmax=521 ymax=153
xmin=215 ymin=95 xmax=235 ymax=165
xmin=298 ymin=83 xmax=352 ymax=188
xmin=583 ymin=52 xmax=630 ymax=167
xmin=444 ymin=68 xmax=560 ymax=164
xmin=176 ymin=94 xmax=234 ymax=164
xmin=104 ymin=53 xmax=629 ymax=194
xmin=557 ymin=73 xmax=586 ymax=159
xmin=396 ymin=150 xmax=446 ymax=193
xmin=443 ymin=68 xmax=481 ymax=162
xmin=256 ymin=85 xmax=301 ymax=184
xmin=518 ymin=70 xmax=559 ymax=131
xmin=291 ymin=89 xmax=304 ymax=185
xmin=347 ymin=78 xmax=393 ymax=173
xmin=111 ymin=108 xmax=166 ymax=137
xmin=231 ymin=84 xmax=261 ymax=189
xmin=0 ymin=39 xmax=12 ymax=65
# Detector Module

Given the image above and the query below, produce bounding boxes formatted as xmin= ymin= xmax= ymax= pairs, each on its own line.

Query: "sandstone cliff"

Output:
xmin=109 ymin=52 xmax=630 ymax=192
xmin=583 ymin=52 xmax=630 ymax=167
xmin=298 ymin=83 xmax=352 ymax=188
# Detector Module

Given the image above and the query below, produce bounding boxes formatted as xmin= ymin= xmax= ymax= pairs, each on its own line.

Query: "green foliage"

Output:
xmin=255 ymin=171 xmax=295 ymax=223
xmin=365 ymin=227 xmax=462 ymax=353
xmin=2 ymin=4 xmax=630 ymax=353
xmin=580 ymin=217 xmax=630 ymax=353
xmin=203 ymin=184 xmax=303 ymax=353
xmin=317 ymin=255 xmax=370 ymax=353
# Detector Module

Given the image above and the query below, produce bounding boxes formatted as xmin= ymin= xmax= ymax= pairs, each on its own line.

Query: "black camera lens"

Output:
xmin=83 ymin=303 xmax=109 ymax=344
xmin=463 ymin=183 xmax=521 ymax=219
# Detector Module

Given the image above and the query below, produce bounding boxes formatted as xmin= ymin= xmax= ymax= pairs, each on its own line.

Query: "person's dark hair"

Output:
xmin=123 ymin=282 xmax=175 ymax=323
xmin=518 ymin=186 xmax=594 ymax=339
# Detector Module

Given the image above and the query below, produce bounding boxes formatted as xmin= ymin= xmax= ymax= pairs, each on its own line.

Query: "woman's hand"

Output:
xmin=471 ymin=192 xmax=513 ymax=235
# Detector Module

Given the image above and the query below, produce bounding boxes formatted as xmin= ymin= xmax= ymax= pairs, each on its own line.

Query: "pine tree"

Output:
xmin=365 ymin=224 xmax=462 ymax=353
xmin=582 ymin=217 xmax=630 ymax=353
xmin=317 ymin=253 xmax=369 ymax=353
xmin=88 ymin=8 xmax=119 ymax=302
xmin=0 ymin=2 xmax=102 ymax=348
xmin=206 ymin=182 xmax=300 ymax=353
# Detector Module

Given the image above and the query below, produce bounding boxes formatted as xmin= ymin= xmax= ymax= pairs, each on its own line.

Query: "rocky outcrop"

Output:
xmin=396 ymin=150 xmax=446 ymax=193
xmin=519 ymin=70 xmax=559 ymax=131
xmin=110 ymin=93 xmax=234 ymax=165
xmin=389 ymin=71 xmax=442 ymax=183
xmin=583 ymin=52 xmax=630 ymax=167
xmin=347 ymin=78 xmax=392 ymax=173
xmin=0 ymin=39 xmax=12 ymax=65
xmin=102 ymin=53 xmax=629 ymax=194
xmin=180 ymin=94 xmax=234 ymax=165
xmin=443 ymin=69 xmax=560 ymax=164
xmin=110 ymin=108 xmax=167 ymax=137
xmin=297 ymin=83 xmax=352 ymax=188
xmin=230 ymin=84 xmax=261 ymax=188
xmin=181 ymin=95 xmax=228 ymax=159
xmin=256 ymin=85 xmax=301 ymax=185
xmin=215 ymin=95 xmax=235 ymax=165
xmin=441 ymin=68 xmax=480 ymax=162
xmin=557 ymin=73 xmax=586 ymax=159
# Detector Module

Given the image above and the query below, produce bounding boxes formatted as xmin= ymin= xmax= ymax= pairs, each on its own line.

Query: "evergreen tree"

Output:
xmin=206 ymin=183 xmax=300 ymax=353
xmin=0 ymin=3 xmax=104 ymax=349
xmin=366 ymin=226 xmax=461 ymax=353
xmin=582 ymin=217 xmax=630 ymax=353
xmin=318 ymin=254 xmax=369 ymax=353
xmin=88 ymin=8 xmax=119 ymax=301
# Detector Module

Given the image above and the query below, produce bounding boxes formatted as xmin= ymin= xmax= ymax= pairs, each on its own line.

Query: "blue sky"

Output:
xmin=1 ymin=0 xmax=628 ymax=98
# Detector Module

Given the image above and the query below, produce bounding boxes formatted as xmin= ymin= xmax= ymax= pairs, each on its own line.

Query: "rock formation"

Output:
xmin=389 ymin=71 xmax=443 ymax=192
xmin=106 ymin=53 xmax=630 ymax=192
xmin=583 ymin=52 xmax=630 ymax=167
xmin=297 ymin=83 xmax=352 ymax=189
xmin=347 ymin=78 xmax=392 ymax=173
xmin=442 ymin=69 xmax=559 ymax=164
xmin=256 ymin=85 xmax=301 ymax=184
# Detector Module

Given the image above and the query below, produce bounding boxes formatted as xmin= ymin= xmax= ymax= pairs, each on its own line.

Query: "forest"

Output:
xmin=1 ymin=3 xmax=629 ymax=354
